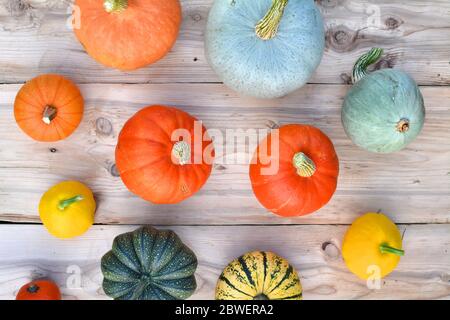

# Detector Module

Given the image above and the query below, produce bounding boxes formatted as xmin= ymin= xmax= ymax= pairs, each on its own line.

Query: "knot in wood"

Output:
xmin=96 ymin=117 xmax=113 ymax=136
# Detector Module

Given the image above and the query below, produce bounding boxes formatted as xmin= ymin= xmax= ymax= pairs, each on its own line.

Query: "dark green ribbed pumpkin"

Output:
xmin=101 ymin=226 xmax=198 ymax=300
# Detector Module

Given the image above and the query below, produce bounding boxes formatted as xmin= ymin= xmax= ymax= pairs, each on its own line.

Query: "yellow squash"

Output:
xmin=39 ymin=181 xmax=96 ymax=239
xmin=342 ymin=212 xmax=404 ymax=280
xmin=216 ymin=251 xmax=302 ymax=300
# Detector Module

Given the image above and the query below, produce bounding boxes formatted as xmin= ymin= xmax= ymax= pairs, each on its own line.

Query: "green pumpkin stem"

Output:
xmin=379 ymin=243 xmax=405 ymax=256
xmin=172 ymin=141 xmax=191 ymax=166
xmin=104 ymin=0 xmax=128 ymax=13
xmin=42 ymin=105 xmax=57 ymax=125
xmin=255 ymin=0 xmax=289 ymax=40
xmin=58 ymin=195 xmax=84 ymax=211
xmin=352 ymin=48 xmax=384 ymax=84
xmin=293 ymin=152 xmax=316 ymax=177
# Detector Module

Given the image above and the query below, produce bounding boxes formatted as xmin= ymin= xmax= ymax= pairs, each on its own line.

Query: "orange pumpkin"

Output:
xmin=116 ymin=105 xmax=214 ymax=204
xmin=250 ymin=124 xmax=339 ymax=217
xmin=14 ymin=74 xmax=84 ymax=142
xmin=16 ymin=280 xmax=61 ymax=300
xmin=73 ymin=0 xmax=182 ymax=70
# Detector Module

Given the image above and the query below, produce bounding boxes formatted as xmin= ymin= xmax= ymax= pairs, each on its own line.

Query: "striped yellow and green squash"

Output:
xmin=216 ymin=251 xmax=302 ymax=300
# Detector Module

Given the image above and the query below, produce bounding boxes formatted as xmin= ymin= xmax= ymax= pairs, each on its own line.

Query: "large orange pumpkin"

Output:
xmin=14 ymin=74 xmax=84 ymax=142
xmin=249 ymin=124 xmax=339 ymax=217
xmin=116 ymin=105 xmax=214 ymax=204
xmin=73 ymin=0 xmax=182 ymax=70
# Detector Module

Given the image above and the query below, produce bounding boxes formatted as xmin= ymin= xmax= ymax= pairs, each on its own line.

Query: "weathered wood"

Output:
xmin=0 ymin=83 xmax=449 ymax=225
xmin=0 ymin=224 xmax=449 ymax=300
xmin=0 ymin=0 xmax=449 ymax=302
xmin=0 ymin=0 xmax=448 ymax=85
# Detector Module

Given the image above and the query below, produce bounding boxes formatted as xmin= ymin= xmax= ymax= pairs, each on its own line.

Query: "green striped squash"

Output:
xmin=216 ymin=251 xmax=302 ymax=300
xmin=101 ymin=226 xmax=198 ymax=300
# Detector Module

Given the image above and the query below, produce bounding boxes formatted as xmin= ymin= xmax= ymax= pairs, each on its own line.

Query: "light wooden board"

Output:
xmin=0 ymin=224 xmax=449 ymax=300
xmin=0 ymin=0 xmax=449 ymax=85
xmin=0 ymin=83 xmax=449 ymax=225
xmin=0 ymin=0 xmax=449 ymax=301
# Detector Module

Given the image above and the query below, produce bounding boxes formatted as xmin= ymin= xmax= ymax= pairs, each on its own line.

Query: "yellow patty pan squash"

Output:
xmin=342 ymin=212 xmax=404 ymax=280
xmin=39 ymin=181 xmax=96 ymax=239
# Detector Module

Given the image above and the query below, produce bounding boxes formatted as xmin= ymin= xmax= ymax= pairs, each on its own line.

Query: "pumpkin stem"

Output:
xmin=42 ymin=105 xmax=57 ymax=125
xmin=293 ymin=152 xmax=316 ymax=177
xmin=255 ymin=0 xmax=289 ymax=40
xmin=27 ymin=284 xmax=40 ymax=294
xmin=352 ymin=48 xmax=384 ymax=84
xmin=379 ymin=243 xmax=405 ymax=256
xmin=58 ymin=195 xmax=84 ymax=211
xmin=172 ymin=141 xmax=191 ymax=166
xmin=396 ymin=118 xmax=410 ymax=133
xmin=104 ymin=0 xmax=128 ymax=13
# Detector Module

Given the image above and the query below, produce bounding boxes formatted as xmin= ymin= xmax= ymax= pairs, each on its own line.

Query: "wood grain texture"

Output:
xmin=0 ymin=224 xmax=449 ymax=300
xmin=0 ymin=0 xmax=448 ymax=85
xmin=0 ymin=0 xmax=449 ymax=301
xmin=1 ymin=83 xmax=449 ymax=225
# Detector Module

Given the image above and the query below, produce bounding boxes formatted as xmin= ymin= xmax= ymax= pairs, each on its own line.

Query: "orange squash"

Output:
xmin=16 ymin=280 xmax=61 ymax=300
xmin=14 ymin=74 xmax=84 ymax=142
xmin=73 ymin=0 xmax=182 ymax=70
xmin=115 ymin=105 xmax=214 ymax=204
xmin=250 ymin=124 xmax=339 ymax=217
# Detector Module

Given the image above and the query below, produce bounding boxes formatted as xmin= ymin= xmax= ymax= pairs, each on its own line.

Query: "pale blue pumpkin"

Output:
xmin=205 ymin=0 xmax=325 ymax=99
xmin=342 ymin=48 xmax=425 ymax=153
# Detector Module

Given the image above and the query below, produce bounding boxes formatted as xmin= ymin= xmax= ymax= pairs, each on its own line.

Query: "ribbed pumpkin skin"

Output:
xmin=14 ymin=74 xmax=83 ymax=142
xmin=250 ymin=124 xmax=339 ymax=217
xmin=115 ymin=105 xmax=214 ymax=204
xmin=205 ymin=0 xmax=324 ymax=99
xmin=74 ymin=0 xmax=182 ymax=71
xmin=342 ymin=69 xmax=425 ymax=153
xmin=101 ymin=226 xmax=198 ymax=300
xmin=216 ymin=251 xmax=302 ymax=300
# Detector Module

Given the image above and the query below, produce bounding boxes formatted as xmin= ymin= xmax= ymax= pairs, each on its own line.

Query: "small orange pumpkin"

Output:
xmin=250 ymin=124 xmax=339 ymax=217
xmin=14 ymin=74 xmax=84 ymax=142
xmin=16 ymin=280 xmax=61 ymax=300
xmin=116 ymin=105 xmax=214 ymax=204
xmin=74 ymin=0 xmax=182 ymax=70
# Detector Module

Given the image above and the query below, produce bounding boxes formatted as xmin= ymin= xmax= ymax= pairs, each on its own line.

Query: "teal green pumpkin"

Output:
xmin=101 ymin=226 xmax=197 ymax=300
xmin=342 ymin=48 xmax=425 ymax=153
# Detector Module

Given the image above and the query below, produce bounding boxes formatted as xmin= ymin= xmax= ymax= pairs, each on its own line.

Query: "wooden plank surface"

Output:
xmin=0 ymin=224 xmax=449 ymax=300
xmin=1 ymin=83 xmax=449 ymax=225
xmin=0 ymin=0 xmax=449 ymax=85
xmin=0 ymin=0 xmax=449 ymax=301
